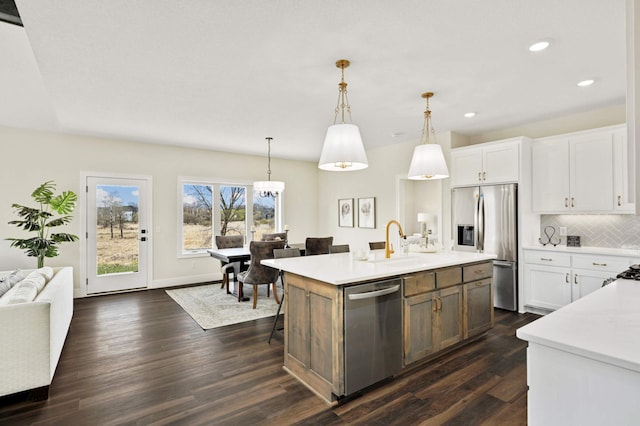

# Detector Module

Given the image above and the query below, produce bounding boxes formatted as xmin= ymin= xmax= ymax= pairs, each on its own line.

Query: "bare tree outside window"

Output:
xmin=220 ymin=186 xmax=245 ymax=236
xmin=183 ymin=184 xmax=213 ymax=250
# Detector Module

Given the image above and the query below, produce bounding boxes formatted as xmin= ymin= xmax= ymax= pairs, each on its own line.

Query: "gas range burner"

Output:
xmin=617 ymin=264 xmax=640 ymax=280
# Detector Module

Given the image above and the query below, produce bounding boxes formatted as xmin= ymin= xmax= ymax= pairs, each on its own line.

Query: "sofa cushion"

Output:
xmin=5 ymin=280 xmax=39 ymax=304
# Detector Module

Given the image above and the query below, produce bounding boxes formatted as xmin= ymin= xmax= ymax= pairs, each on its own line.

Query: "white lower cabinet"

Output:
xmin=524 ymin=249 xmax=633 ymax=312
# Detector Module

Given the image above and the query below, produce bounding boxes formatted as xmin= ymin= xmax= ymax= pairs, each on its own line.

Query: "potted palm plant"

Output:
xmin=6 ymin=181 xmax=79 ymax=268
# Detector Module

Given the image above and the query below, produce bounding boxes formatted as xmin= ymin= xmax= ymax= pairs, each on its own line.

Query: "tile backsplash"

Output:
xmin=540 ymin=215 xmax=640 ymax=249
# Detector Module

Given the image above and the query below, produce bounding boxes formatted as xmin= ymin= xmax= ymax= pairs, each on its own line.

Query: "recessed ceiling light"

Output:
xmin=577 ymin=79 xmax=595 ymax=87
xmin=529 ymin=40 xmax=550 ymax=52
xmin=464 ymin=112 xmax=476 ymax=118
xmin=391 ymin=132 xmax=405 ymax=138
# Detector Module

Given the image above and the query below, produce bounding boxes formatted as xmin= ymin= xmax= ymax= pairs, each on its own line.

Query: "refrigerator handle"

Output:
xmin=474 ymin=193 xmax=480 ymax=251
xmin=478 ymin=193 xmax=485 ymax=251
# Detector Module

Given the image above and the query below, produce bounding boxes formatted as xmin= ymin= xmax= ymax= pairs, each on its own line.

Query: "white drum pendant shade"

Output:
xmin=407 ymin=143 xmax=449 ymax=180
xmin=318 ymin=123 xmax=368 ymax=171
xmin=253 ymin=180 xmax=285 ymax=194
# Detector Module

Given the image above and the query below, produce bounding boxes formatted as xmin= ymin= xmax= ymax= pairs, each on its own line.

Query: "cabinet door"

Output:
xmin=403 ymin=292 xmax=436 ymax=364
xmin=532 ymin=138 xmax=570 ymax=212
xmin=572 ymin=269 xmax=617 ymax=301
xmin=464 ymin=278 xmax=493 ymax=338
xmin=437 ymin=286 xmax=463 ymax=350
xmin=286 ymin=281 xmax=309 ymax=367
xmin=570 ymin=133 xmax=614 ymax=212
xmin=613 ymin=128 xmax=635 ymax=212
xmin=524 ymin=263 xmax=571 ymax=311
xmin=482 ymin=143 xmax=519 ymax=184
xmin=450 ymin=148 xmax=483 ymax=187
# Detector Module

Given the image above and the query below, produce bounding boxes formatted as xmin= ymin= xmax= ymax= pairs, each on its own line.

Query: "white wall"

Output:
xmin=0 ymin=125 xmax=319 ymax=296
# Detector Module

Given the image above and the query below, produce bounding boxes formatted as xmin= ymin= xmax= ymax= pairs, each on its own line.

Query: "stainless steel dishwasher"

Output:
xmin=344 ymin=278 xmax=402 ymax=395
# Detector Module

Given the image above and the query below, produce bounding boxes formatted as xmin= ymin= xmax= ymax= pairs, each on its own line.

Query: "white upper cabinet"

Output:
xmin=532 ymin=126 xmax=627 ymax=213
xmin=570 ymin=131 xmax=613 ymax=212
xmin=613 ymin=127 xmax=635 ymax=212
xmin=451 ymin=140 xmax=520 ymax=187
xmin=531 ymin=138 xmax=570 ymax=212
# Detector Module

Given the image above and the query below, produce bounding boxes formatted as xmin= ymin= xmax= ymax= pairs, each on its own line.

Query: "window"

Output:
xmin=178 ymin=177 xmax=283 ymax=256
xmin=253 ymin=192 xmax=277 ymax=241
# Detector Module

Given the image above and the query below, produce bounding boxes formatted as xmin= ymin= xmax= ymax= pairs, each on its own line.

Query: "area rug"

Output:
xmin=166 ymin=284 xmax=281 ymax=330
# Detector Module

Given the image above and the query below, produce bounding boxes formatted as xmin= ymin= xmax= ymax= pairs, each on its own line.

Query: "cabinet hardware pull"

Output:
xmin=618 ymin=195 xmax=622 ymax=206
xmin=540 ymin=257 xmax=553 ymax=261
xmin=565 ymin=197 xmax=569 ymax=208
xmin=565 ymin=273 xmax=569 ymax=283
xmin=478 ymin=172 xmax=482 ymax=181
xmin=438 ymin=297 xmax=442 ymax=311
xmin=571 ymin=197 xmax=575 ymax=207
xmin=592 ymin=262 xmax=607 ymax=267
xmin=574 ymin=274 xmax=578 ymax=284
xmin=482 ymin=171 xmax=486 ymax=181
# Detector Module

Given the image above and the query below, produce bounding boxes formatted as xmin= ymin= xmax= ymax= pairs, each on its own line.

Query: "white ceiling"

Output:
xmin=2 ymin=0 xmax=627 ymax=162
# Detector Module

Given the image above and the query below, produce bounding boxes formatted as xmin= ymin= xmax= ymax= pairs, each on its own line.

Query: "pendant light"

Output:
xmin=408 ymin=92 xmax=449 ymax=180
xmin=254 ymin=137 xmax=285 ymax=197
xmin=318 ymin=59 xmax=368 ymax=171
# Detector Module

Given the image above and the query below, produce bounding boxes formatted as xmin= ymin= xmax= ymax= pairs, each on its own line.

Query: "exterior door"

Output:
xmin=86 ymin=176 xmax=150 ymax=294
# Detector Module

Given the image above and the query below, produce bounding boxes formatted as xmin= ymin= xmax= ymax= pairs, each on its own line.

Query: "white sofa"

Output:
xmin=0 ymin=266 xmax=73 ymax=400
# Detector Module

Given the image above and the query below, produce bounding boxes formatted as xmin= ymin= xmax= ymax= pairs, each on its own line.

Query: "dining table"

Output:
xmin=207 ymin=243 xmax=305 ymax=300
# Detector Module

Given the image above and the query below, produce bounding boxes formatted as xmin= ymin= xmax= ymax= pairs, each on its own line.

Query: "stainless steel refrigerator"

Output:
xmin=452 ymin=183 xmax=518 ymax=311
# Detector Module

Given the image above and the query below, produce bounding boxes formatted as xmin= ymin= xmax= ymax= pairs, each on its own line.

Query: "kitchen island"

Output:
xmin=262 ymin=251 xmax=496 ymax=403
xmin=516 ymin=279 xmax=640 ymax=425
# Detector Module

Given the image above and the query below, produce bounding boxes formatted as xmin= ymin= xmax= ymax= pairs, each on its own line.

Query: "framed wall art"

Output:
xmin=338 ymin=198 xmax=354 ymax=227
xmin=358 ymin=197 xmax=376 ymax=229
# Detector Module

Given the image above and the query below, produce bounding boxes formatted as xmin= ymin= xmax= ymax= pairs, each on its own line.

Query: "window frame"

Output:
xmin=178 ymin=176 xmax=254 ymax=258
xmin=177 ymin=176 xmax=284 ymax=258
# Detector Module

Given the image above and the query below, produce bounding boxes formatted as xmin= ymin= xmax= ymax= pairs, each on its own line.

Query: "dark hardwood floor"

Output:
xmin=0 ymin=286 xmax=539 ymax=425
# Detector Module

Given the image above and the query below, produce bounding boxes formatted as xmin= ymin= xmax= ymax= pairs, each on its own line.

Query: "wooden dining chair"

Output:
xmin=268 ymin=247 xmax=301 ymax=344
xmin=329 ymin=244 xmax=350 ymax=253
xmin=215 ymin=235 xmax=246 ymax=294
xmin=369 ymin=241 xmax=386 ymax=250
xmin=304 ymin=237 xmax=333 ymax=256
xmin=237 ymin=240 xmax=286 ymax=308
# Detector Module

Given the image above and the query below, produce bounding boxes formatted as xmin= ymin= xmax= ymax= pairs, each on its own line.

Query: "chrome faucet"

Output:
xmin=385 ymin=220 xmax=405 ymax=258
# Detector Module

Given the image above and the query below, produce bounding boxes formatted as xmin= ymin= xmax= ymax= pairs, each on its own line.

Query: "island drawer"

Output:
xmin=463 ymin=262 xmax=493 ymax=282
xmin=404 ymin=271 xmax=435 ymax=297
xmin=436 ymin=267 xmax=462 ymax=289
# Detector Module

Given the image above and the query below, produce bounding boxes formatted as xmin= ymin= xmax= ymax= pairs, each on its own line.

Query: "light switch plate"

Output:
xmin=559 ymin=227 xmax=567 ymax=236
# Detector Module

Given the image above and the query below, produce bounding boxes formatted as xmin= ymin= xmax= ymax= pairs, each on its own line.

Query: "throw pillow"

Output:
xmin=0 ymin=270 xmax=25 ymax=287
xmin=34 ymin=266 xmax=54 ymax=282
xmin=0 ymin=280 xmax=10 ymax=298
xmin=6 ymin=281 xmax=38 ymax=304
xmin=22 ymin=272 xmax=47 ymax=292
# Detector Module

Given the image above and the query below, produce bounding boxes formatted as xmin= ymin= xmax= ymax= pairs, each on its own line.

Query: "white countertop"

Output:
xmin=516 ymin=279 xmax=640 ymax=372
xmin=523 ymin=244 xmax=640 ymax=258
xmin=261 ymin=251 xmax=496 ymax=286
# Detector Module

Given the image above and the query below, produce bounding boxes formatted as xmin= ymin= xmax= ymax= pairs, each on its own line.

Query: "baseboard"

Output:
xmin=151 ymin=273 xmax=222 ymax=289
